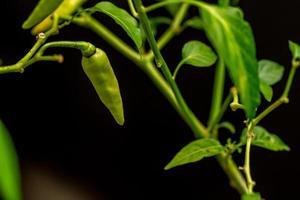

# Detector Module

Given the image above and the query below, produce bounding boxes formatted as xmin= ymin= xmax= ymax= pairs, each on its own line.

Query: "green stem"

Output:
xmin=38 ymin=41 xmax=96 ymax=57
xmin=172 ymin=59 xmax=186 ymax=79
xmin=133 ymin=0 xmax=208 ymax=138
xmin=208 ymin=92 xmax=232 ymax=133
xmin=145 ymin=3 xmax=189 ymax=61
xmin=144 ymin=0 xmax=207 ymax=13
xmin=0 ymin=16 xmax=60 ymax=74
xmin=243 ymin=123 xmax=255 ymax=193
xmin=253 ymin=62 xmax=299 ymax=125
xmin=207 ymin=59 xmax=225 ymax=130
xmin=217 ymin=153 xmax=249 ymax=194
xmin=127 ymin=0 xmax=139 ymax=17
xmin=282 ymin=62 xmax=298 ymax=97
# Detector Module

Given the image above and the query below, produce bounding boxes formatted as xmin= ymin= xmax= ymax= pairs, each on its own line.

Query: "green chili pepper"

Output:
xmin=31 ymin=0 xmax=86 ymax=35
xmin=82 ymin=48 xmax=124 ymax=126
xmin=22 ymin=0 xmax=63 ymax=29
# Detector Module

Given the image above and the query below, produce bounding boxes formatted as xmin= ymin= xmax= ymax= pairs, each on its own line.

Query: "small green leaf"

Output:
xmin=217 ymin=121 xmax=236 ymax=134
xmin=201 ymin=5 xmax=260 ymax=119
xmin=259 ymin=81 xmax=273 ymax=102
xmin=242 ymin=193 xmax=261 ymax=200
xmin=184 ymin=17 xmax=203 ymax=30
xmin=240 ymin=126 xmax=290 ymax=151
xmin=289 ymin=40 xmax=300 ymax=60
xmin=0 ymin=120 xmax=22 ymax=200
xmin=181 ymin=41 xmax=217 ymax=67
xmin=22 ymin=0 xmax=63 ymax=29
xmin=165 ymin=138 xmax=224 ymax=170
xmin=91 ymin=1 xmax=143 ymax=48
xmin=258 ymin=59 xmax=284 ymax=86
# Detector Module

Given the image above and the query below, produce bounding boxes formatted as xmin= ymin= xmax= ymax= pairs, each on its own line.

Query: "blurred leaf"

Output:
xmin=259 ymin=81 xmax=273 ymax=102
xmin=218 ymin=121 xmax=236 ymax=134
xmin=181 ymin=40 xmax=217 ymax=67
xmin=0 ymin=120 xmax=22 ymax=200
xmin=258 ymin=59 xmax=284 ymax=85
xmin=289 ymin=40 xmax=300 ymax=60
xmin=91 ymin=1 xmax=142 ymax=48
xmin=184 ymin=17 xmax=203 ymax=30
xmin=242 ymin=193 xmax=261 ymax=200
xmin=218 ymin=0 xmax=230 ymax=6
xmin=22 ymin=0 xmax=63 ymax=29
xmin=201 ymin=5 xmax=260 ymax=119
xmin=165 ymin=138 xmax=224 ymax=170
xmin=240 ymin=126 xmax=290 ymax=151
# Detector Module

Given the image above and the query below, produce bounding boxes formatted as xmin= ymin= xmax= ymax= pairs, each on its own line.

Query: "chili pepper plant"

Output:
xmin=0 ymin=0 xmax=299 ymax=200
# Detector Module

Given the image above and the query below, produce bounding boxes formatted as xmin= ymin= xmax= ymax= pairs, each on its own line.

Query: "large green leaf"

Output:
xmin=165 ymin=138 xmax=224 ymax=170
xmin=258 ymin=59 xmax=284 ymax=86
xmin=242 ymin=193 xmax=261 ymax=200
xmin=289 ymin=40 xmax=300 ymax=60
xmin=201 ymin=5 xmax=260 ymax=118
xmin=91 ymin=1 xmax=143 ymax=48
xmin=181 ymin=40 xmax=217 ymax=67
xmin=0 ymin=120 xmax=22 ymax=200
xmin=240 ymin=126 xmax=290 ymax=151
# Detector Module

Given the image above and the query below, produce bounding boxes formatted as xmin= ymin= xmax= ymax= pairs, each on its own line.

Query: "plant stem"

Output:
xmin=145 ymin=4 xmax=189 ymax=61
xmin=38 ymin=41 xmax=96 ymax=57
xmin=208 ymin=92 xmax=233 ymax=133
xmin=217 ymin=153 xmax=249 ymax=194
xmin=0 ymin=16 xmax=60 ymax=74
xmin=133 ymin=0 xmax=208 ymax=138
xmin=208 ymin=59 xmax=225 ymax=130
xmin=172 ymin=59 xmax=186 ymax=79
xmin=127 ymin=0 xmax=138 ymax=18
xmin=253 ymin=61 xmax=299 ymax=125
xmin=144 ymin=0 xmax=207 ymax=13
xmin=243 ymin=123 xmax=255 ymax=193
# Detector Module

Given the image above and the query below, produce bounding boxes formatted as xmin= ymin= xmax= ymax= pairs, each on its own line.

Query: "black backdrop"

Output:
xmin=0 ymin=0 xmax=300 ymax=200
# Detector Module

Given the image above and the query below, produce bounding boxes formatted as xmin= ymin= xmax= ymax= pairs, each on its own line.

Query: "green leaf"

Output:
xmin=259 ymin=81 xmax=273 ymax=102
xmin=201 ymin=5 xmax=260 ymax=119
xmin=165 ymin=138 xmax=224 ymax=170
xmin=242 ymin=193 xmax=261 ymax=200
xmin=0 ymin=120 xmax=22 ymax=200
xmin=218 ymin=0 xmax=230 ymax=7
xmin=181 ymin=41 xmax=217 ymax=67
xmin=217 ymin=121 xmax=236 ymax=134
xmin=289 ymin=40 xmax=300 ymax=60
xmin=184 ymin=17 xmax=203 ymax=30
xmin=91 ymin=1 xmax=143 ymax=48
xmin=258 ymin=59 xmax=284 ymax=85
xmin=22 ymin=0 xmax=63 ymax=29
xmin=240 ymin=126 xmax=290 ymax=151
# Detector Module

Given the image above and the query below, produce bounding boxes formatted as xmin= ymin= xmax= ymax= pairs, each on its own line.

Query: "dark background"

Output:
xmin=0 ymin=0 xmax=300 ymax=199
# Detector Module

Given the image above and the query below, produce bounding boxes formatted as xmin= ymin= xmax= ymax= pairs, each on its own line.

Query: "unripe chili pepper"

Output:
xmin=22 ymin=0 xmax=63 ymax=29
xmin=82 ymin=48 xmax=124 ymax=125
